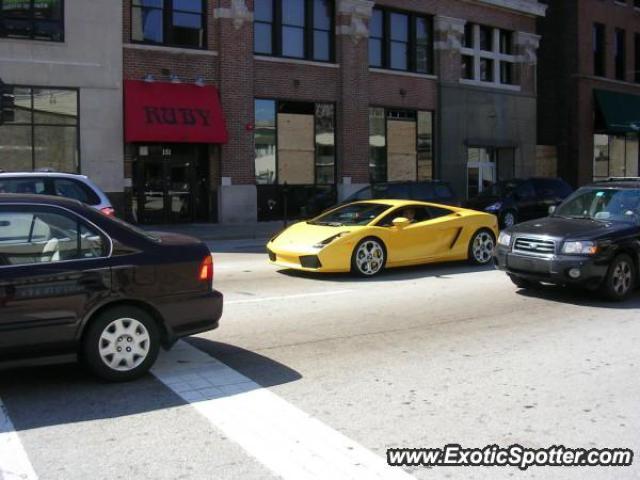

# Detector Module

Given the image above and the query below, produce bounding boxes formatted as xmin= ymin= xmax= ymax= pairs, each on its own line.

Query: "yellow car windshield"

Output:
xmin=309 ymin=203 xmax=391 ymax=226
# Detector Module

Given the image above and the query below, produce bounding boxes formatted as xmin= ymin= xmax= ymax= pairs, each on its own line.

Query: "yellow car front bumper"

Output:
xmin=266 ymin=241 xmax=354 ymax=273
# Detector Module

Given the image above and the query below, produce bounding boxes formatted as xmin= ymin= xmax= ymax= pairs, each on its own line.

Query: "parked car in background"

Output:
xmin=343 ymin=181 xmax=460 ymax=206
xmin=0 ymin=194 xmax=223 ymax=381
xmin=495 ymin=179 xmax=640 ymax=301
xmin=0 ymin=171 xmax=114 ymax=216
xmin=465 ymin=177 xmax=573 ymax=228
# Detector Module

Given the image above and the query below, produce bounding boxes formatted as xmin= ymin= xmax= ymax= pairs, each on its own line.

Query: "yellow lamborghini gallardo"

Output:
xmin=267 ymin=200 xmax=499 ymax=276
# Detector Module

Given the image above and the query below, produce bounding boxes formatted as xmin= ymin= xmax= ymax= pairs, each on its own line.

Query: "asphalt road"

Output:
xmin=1 ymin=237 xmax=639 ymax=480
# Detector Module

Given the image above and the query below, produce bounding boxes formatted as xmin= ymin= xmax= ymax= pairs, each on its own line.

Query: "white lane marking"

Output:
xmin=152 ymin=341 xmax=414 ymax=480
xmin=226 ymin=289 xmax=354 ymax=305
xmin=0 ymin=399 xmax=38 ymax=480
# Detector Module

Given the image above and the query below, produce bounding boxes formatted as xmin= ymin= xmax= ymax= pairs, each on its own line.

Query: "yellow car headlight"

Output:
xmin=313 ymin=232 xmax=350 ymax=249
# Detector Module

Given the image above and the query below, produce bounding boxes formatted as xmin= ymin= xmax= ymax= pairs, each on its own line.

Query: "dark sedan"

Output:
xmin=0 ymin=194 xmax=223 ymax=381
xmin=495 ymin=180 xmax=640 ymax=301
xmin=465 ymin=177 xmax=573 ymax=228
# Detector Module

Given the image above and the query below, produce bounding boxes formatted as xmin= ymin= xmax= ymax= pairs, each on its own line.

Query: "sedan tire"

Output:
xmin=82 ymin=306 xmax=160 ymax=382
xmin=351 ymin=237 xmax=386 ymax=277
xmin=600 ymin=254 xmax=636 ymax=302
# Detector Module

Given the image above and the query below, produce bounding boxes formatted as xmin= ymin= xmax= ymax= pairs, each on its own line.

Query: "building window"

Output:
xmin=254 ymin=0 xmax=334 ymax=62
xmin=500 ymin=61 xmax=514 ymax=84
xmin=132 ymin=0 xmax=206 ymax=49
xmin=593 ymin=133 xmax=639 ymax=181
xmin=254 ymin=99 xmax=335 ymax=186
xmin=254 ymin=99 xmax=336 ymax=221
xmin=368 ymin=108 xmax=434 ymax=183
xmin=480 ymin=58 xmax=494 ymax=82
xmin=254 ymin=99 xmax=277 ymax=185
xmin=461 ymin=55 xmax=474 ymax=80
xmin=615 ymin=28 xmax=626 ymax=81
xmin=0 ymin=86 xmax=79 ymax=173
xmin=0 ymin=0 xmax=64 ymax=41
xmin=479 ymin=25 xmax=493 ymax=51
xmin=499 ymin=29 xmax=513 ymax=55
xmin=593 ymin=23 xmax=606 ymax=77
xmin=463 ymin=23 xmax=474 ymax=49
xmin=369 ymin=8 xmax=383 ymax=67
xmin=461 ymin=23 xmax=517 ymax=87
xmin=368 ymin=7 xmax=434 ymax=74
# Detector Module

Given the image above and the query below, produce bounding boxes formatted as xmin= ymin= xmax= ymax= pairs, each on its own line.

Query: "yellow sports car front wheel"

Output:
xmin=351 ymin=237 xmax=387 ymax=276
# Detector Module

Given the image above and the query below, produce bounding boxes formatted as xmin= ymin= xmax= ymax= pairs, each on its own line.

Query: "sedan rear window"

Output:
xmin=0 ymin=209 xmax=108 ymax=266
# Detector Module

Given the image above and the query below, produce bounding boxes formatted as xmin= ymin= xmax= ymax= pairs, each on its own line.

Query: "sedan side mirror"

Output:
xmin=548 ymin=205 xmax=556 ymax=216
xmin=392 ymin=217 xmax=411 ymax=229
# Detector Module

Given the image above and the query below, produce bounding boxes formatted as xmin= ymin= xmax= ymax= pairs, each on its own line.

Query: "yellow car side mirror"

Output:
xmin=392 ymin=217 xmax=411 ymax=228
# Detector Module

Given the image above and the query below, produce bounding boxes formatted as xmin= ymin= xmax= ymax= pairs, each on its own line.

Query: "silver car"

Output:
xmin=0 ymin=171 xmax=114 ymax=216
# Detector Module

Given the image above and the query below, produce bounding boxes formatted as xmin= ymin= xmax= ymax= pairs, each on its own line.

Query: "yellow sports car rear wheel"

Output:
xmin=351 ymin=237 xmax=386 ymax=277
xmin=468 ymin=229 xmax=496 ymax=265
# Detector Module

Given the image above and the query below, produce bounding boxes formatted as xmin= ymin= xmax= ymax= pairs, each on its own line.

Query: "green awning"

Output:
xmin=594 ymin=89 xmax=640 ymax=134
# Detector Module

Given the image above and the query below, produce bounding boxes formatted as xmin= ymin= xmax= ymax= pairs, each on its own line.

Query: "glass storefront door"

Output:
xmin=467 ymin=147 xmax=515 ymax=198
xmin=467 ymin=147 xmax=497 ymax=198
xmin=134 ymin=144 xmax=209 ymax=224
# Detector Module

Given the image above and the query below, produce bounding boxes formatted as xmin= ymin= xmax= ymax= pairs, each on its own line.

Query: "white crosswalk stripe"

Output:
xmin=0 ymin=399 xmax=38 ymax=480
xmin=152 ymin=340 xmax=415 ymax=480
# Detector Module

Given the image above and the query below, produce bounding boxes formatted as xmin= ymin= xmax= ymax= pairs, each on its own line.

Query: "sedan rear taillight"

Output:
xmin=199 ymin=255 xmax=214 ymax=284
xmin=100 ymin=207 xmax=115 ymax=216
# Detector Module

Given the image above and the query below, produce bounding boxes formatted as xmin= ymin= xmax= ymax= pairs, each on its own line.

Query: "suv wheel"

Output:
xmin=600 ymin=254 xmax=636 ymax=301
xmin=82 ymin=306 xmax=160 ymax=381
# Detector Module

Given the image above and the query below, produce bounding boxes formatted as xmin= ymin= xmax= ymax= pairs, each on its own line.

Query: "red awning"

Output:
xmin=124 ymin=80 xmax=228 ymax=144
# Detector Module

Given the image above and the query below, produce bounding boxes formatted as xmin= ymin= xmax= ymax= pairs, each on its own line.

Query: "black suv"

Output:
xmin=495 ymin=179 xmax=640 ymax=301
xmin=465 ymin=177 xmax=573 ymax=228
xmin=344 ymin=181 xmax=460 ymax=206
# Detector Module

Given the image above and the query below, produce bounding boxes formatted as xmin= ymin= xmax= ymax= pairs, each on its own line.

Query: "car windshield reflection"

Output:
xmin=554 ymin=188 xmax=640 ymax=224
xmin=308 ymin=203 xmax=390 ymax=226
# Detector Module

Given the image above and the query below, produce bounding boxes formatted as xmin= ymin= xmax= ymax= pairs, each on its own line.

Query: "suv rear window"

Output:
xmin=0 ymin=178 xmax=46 ymax=194
xmin=53 ymin=179 xmax=101 ymax=206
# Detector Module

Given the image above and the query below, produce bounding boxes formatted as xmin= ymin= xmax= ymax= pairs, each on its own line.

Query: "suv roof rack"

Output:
xmin=605 ymin=177 xmax=640 ymax=182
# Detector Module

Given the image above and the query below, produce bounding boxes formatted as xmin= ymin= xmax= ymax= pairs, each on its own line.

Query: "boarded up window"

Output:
xmin=277 ymin=113 xmax=315 ymax=184
xmin=387 ymin=120 xmax=417 ymax=181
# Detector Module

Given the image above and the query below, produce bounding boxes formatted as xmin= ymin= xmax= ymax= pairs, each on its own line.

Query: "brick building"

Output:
xmin=0 ymin=0 xmax=546 ymax=224
xmin=538 ymin=0 xmax=640 ymax=188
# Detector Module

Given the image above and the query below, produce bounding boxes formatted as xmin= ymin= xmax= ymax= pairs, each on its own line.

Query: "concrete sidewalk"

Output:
xmin=143 ymin=221 xmax=286 ymax=241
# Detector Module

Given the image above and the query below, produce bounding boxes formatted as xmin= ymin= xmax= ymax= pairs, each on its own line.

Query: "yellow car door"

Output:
xmin=378 ymin=205 xmax=465 ymax=264
xmin=417 ymin=208 xmax=466 ymax=261
xmin=373 ymin=206 xmax=437 ymax=265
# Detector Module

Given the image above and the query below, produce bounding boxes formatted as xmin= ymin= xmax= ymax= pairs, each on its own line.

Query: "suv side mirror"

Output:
xmin=548 ymin=205 xmax=556 ymax=216
xmin=392 ymin=217 xmax=411 ymax=229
